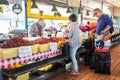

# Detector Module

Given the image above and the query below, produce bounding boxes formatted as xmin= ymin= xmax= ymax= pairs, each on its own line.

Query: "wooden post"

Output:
xmin=69 ymin=0 xmax=80 ymax=8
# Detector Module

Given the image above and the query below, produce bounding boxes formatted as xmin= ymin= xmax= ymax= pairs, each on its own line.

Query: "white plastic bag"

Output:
xmin=104 ymin=40 xmax=111 ymax=47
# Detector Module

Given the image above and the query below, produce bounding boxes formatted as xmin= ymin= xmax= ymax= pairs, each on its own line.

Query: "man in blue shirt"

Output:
xmin=94 ymin=8 xmax=113 ymax=37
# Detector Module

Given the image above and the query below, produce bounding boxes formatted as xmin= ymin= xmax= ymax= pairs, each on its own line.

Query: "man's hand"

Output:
xmin=100 ymin=25 xmax=111 ymax=34
xmin=100 ymin=30 xmax=105 ymax=34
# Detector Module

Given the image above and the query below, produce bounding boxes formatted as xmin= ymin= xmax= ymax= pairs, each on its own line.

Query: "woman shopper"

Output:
xmin=68 ymin=14 xmax=81 ymax=75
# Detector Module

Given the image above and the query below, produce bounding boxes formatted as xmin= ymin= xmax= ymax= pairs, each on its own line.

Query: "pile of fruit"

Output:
xmin=1 ymin=37 xmax=34 ymax=48
xmin=1 ymin=37 xmax=65 ymax=48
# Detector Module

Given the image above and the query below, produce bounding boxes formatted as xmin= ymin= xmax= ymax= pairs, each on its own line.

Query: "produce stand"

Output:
xmin=0 ymin=49 xmax=62 ymax=69
xmin=0 ymin=49 xmax=65 ymax=80
xmin=2 ymin=55 xmax=66 ymax=80
xmin=0 ymin=37 xmax=67 ymax=80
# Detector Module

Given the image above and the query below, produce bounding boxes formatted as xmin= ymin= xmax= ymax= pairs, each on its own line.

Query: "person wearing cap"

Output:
xmin=30 ymin=18 xmax=44 ymax=37
xmin=93 ymin=8 xmax=113 ymax=40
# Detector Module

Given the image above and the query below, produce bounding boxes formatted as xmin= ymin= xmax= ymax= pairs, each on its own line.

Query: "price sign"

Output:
xmin=18 ymin=46 xmax=32 ymax=57
xmin=50 ymin=42 xmax=58 ymax=51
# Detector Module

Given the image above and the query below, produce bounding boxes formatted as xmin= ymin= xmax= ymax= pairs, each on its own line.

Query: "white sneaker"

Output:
xmin=66 ymin=69 xmax=72 ymax=72
xmin=70 ymin=71 xmax=79 ymax=75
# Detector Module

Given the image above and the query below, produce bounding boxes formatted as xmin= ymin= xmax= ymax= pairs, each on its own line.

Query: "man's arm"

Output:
xmin=30 ymin=24 xmax=36 ymax=37
xmin=100 ymin=15 xmax=113 ymax=34
xmin=100 ymin=25 xmax=111 ymax=34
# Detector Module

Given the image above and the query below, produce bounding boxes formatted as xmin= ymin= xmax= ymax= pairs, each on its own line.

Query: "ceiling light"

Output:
xmin=66 ymin=7 xmax=71 ymax=13
xmin=66 ymin=0 xmax=71 ymax=13
xmin=51 ymin=5 xmax=58 ymax=12
xmin=54 ymin=11 xmax=61 ymax=16
xmin=39 ymin=10 xmax=43 ymax=16
xmin=78 ymin=8 xmax=83 ymax=14
xmin=0 ymin=0 xmax=9 ymax=6
xmin=31 ymin=0 xmax=38 ymax=9
xmin=86 ymin=10 xmax=90 ymax=16
xmin=58 ymin=12 xmax=61 ymax=17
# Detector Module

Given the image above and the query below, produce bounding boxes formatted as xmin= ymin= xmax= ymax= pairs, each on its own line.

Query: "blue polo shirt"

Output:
xmin=96 ymin=14 xmax=113 ymax=35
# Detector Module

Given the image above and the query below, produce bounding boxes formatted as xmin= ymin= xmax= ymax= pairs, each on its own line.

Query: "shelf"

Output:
xmin=30 ymin=63 xmax=65 ymax=80
xmin=3 ymin=55 xmax=66 ymax=78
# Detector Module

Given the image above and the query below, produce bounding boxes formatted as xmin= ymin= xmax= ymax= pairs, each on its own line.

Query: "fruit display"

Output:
xmin=1 ymin=37 xmax=65 ymax=48
xmin=33 ymin=37 xmax=65 ymax=44
xmin=1 ymin=37 xmax=34 ymax=48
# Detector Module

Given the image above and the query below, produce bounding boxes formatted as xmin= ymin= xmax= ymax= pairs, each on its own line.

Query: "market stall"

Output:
xmin=0 ymin=0 xmax=120 ymax=80
xmin=0 ymin=36 xmax=66 ymax=80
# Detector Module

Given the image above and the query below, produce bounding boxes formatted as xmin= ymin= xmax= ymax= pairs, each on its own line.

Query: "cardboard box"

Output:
xmin=37 ymin=64 xmax=53 ymax=71
xmin=9 ymin=72 xmax=29 ymax=80
xmin=0 ymin=44 xmax=39 ymax=58
xmin=31 ymin=44 xmax=39 ymax=54
xmin=1 ymin=48 xmax=18 ymax=58
xmin=38 ymin=43 xmax=50 ymax=52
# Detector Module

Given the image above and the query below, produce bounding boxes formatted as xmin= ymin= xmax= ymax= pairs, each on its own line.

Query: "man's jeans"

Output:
xmin=69 ymin=44 xmax=80 ymax=72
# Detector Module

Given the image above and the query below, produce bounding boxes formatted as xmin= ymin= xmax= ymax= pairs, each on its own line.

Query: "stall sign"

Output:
xmin=12 ymin=4 xmax=22 ymax=14
xmin=18 ymin=46 xmax=32 ymax=57
xmin=50 ymin=42 xmax=57 ymax=51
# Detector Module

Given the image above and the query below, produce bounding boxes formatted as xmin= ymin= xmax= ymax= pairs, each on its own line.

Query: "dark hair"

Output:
xmin=87 ymin=21 xmax=90 ymax=25
xmin=69 ymin=14 xmax=77 ymax=22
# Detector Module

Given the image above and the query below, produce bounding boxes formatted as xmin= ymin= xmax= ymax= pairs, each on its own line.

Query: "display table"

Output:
xmin=0 ymin=48 xmax=64 ymax=80
xmin=0 ymin=49 xmax=62 ymax=69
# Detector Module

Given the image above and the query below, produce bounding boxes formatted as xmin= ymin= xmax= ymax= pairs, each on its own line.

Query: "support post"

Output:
xmin=24 ymin=0 xmax=28 ymax=36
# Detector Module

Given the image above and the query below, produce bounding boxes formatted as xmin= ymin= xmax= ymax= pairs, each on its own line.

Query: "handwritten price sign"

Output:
xmin=18 ymin=46 xmax=32 ymax=57
xmin=50 ymin=42 xmax=58 ymax=51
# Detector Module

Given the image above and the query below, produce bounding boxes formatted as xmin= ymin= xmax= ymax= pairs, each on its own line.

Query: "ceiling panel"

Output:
xmin=8 ymin=0 xmax=22 ymax=4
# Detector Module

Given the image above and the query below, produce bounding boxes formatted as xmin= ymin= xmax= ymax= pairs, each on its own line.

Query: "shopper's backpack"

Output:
xmin=96 ymin=40 xmax=104 ymax=49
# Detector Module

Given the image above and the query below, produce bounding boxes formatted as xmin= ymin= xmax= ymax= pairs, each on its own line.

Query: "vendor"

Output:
xmin=30 ymin=18 xmax=44 ymax=37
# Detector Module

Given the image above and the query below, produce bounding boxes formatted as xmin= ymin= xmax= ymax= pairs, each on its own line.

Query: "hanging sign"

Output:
xmin=12 ymin=4 xmax=22 ymax=14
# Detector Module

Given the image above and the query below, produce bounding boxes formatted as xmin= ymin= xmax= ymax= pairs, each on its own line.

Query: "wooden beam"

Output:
xmin=69 ymin=0 xmax=80 ymax=8
xmin=37 ymin=0 xmax=67 ymax=8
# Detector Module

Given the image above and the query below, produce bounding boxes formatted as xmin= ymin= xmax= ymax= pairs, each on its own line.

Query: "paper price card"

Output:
xmin=50 ymin=42 xmax=57 ymax=51
xmin=19 ymin=46 xmax=32 ymax=57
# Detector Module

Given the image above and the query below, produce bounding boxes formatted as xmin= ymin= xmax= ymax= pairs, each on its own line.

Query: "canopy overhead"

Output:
xmin=8 ymin=0 xmax=22 ymax=4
